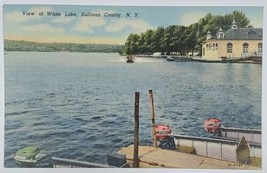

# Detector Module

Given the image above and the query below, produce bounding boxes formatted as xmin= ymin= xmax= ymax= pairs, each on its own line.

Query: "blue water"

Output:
xmin=4 ymin=52 xmax=262 ymax=167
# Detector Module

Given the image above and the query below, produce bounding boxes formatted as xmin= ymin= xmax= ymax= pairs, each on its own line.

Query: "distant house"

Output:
xmin=202 ymin=20 xmax=262 ymax=61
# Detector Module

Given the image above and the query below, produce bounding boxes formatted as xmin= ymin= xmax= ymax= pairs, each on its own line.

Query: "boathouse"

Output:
xmin=201 ymin=20 xmax=262 ymax=61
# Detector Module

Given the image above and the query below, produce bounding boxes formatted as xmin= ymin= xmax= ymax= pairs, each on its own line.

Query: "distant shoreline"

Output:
xmin=4 ymin=39 xmax=123 ymax=53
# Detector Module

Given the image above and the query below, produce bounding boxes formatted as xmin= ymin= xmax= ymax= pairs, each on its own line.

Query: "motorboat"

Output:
xmin=204 ymin=118 xmax=222 ymax=133
xmin=155 ymin=124 xmax=172 ymax=140
xmin=166 ymin=56 xmax=175 ymax=61
xmin=126 ymin=55 xmax=134 ymax=63
xmin=14 ymin=145 xmax=44 ymax=164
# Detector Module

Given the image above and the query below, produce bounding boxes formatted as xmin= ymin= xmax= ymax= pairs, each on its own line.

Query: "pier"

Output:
xmin=115 ymin=90 xmax=262 ymax=169
xmin=116 ymin=145 xmax=259 ymax=169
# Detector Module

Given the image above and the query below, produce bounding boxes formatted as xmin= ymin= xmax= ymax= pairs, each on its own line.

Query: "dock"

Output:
xmin=117 ymin=145 xmax=259 ymax=169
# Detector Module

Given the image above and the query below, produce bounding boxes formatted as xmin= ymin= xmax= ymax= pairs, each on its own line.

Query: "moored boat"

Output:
xmin=166 ymin=56 xmax=174 ymax=61
xmin=126 ymin=55 xmax=134 ymax=63
xmin=14 ymin=145 xmax=45 ymax=164
xmin=155 ymin=124 xmax=172 ymax=140
xmin=203 ymin=118 xmax=222 ymax=133
xmin=203 ymin=118 xmax=261 ymax=144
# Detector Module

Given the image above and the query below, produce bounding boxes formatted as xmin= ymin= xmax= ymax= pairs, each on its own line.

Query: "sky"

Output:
xmin=3 ymin=5 xmax=263 ymax=45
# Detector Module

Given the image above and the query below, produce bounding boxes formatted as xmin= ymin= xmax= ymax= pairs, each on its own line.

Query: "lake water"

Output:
xmin=4 ymin=52 xmax=262 ymax=167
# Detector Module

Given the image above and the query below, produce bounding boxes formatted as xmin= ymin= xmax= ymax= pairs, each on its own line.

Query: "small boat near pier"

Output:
xmin=204 ymin=118 xmax=261 ymax=144
xmin=126 ymin=55 xmax=134 ymax=63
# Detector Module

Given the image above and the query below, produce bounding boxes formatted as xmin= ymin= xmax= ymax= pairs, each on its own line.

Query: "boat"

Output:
xmin=204 ymin=118 xmax=261 ymax=144
xmin=166 ymin=56 xmax=175 ymax=61
xmin=173 ymin=134 xmax=261 ymax=162
xmin=126 ymin=55 xmax=134 ymax=63
xmin=203 ymin=118 xmax=221 ymax=133
xmin=217 ymin=127 xmax=261 ymax=144
xmin=155 ymin=124 xmax=172 ymax=140
xmin=14 ymin=145 xmax=45 ymax=164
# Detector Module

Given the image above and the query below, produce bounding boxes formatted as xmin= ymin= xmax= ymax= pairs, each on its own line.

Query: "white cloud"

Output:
xmin=105 ymin=19 xmax=153 ymax=33
xmin=4 ymin=6 xmax=54 ymax=23
xmin=72 ymin=17 xmax=106 ymax=33
xmin=180 ymin=12 xmax=206 ymax=26
xmin=20 ymin=24 xmax=65 ymax=33
xmin=51 ymin=16 xmax=75 ymax=24
xmin=71 ymin=10 xmax=116 ymax=33
xmin=93 ymin=10 xmax=115 ymax=15
xmin=5 ymin=11 xmax=38 ymax=22
xmin=30 ymin=6 xmax=54 ymax=14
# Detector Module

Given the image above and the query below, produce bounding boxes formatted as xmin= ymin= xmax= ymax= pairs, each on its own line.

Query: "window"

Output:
xmin=227 ymin=43 xmax=233 ymax=53
xmin=258 ymin=43 xmax=262 ymax=53
xmin=243 ymin=43 xmax=249 ymax=53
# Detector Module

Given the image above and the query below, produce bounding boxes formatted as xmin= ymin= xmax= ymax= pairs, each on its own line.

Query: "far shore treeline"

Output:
xmin=124 ymin=11 xmax=251 ymax=56
xmin=4 ymin=40 xmax=123 ymax=53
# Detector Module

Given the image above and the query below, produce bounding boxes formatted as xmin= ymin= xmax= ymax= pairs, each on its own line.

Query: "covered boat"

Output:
xmin=204 ymin=118 xmax=221 ymax=133
xmin=155 ymin=124 xmax=172 ymax=140
xmin=14 ymin=145 xmax=44 ymax=164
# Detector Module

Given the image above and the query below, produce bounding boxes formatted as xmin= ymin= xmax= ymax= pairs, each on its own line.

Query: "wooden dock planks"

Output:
xmin=117 ymin=145 xmax=259 ymax=169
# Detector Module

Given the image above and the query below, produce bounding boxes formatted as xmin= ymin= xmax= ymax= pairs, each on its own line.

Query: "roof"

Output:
xmin=224 ymin=28 xmax=262 ymax=40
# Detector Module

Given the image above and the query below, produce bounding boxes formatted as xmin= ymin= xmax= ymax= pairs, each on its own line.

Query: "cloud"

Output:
xmin=4 ymin=6 xmax=54 ymax=23
xmin=180 ymin=12 xmax=206 ymax=26
xmin=93 ymin=10 xmax=115 ymax=15
xmin=30 ymin=6 xmax=54 ymax=14
xmin=71 ymin=10 xmax=116 ymax=33
xmin=5 ymin=11 xmax=39 ymax=22
xmin=105 ymin=19 xmax=153 ymax=33
xmin=72 ymin=17 xmax=106 ymax=33
xmin=20 ymin=24 xmax=65 ymax=33
xmin=51 ymin=16 xmax=75 ymax=24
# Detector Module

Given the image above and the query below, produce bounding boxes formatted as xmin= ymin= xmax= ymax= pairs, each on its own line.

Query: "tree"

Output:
xmin=123 ymin=11 xmax=251 ymax=56
xmin=227 ymin=11 xmax=250 ymax=28
xmin=186 ymin=23 xmax=198 ymax=55
xmin=164 ymin=25 xmax=176 ymax=55
xmin=124 ymin=34 xmax=139 ymax=55
xmin=153 ymin=27 xmax=165 ymax=54
xmin=144 ymin=29 xmax=155 ymax=54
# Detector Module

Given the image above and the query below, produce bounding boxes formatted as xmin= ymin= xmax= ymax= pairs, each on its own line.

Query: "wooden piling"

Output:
xmin=133 ymin=92 xmax=140 ymax=168
xmin=148 ymin=89 xmax=157 ymax=148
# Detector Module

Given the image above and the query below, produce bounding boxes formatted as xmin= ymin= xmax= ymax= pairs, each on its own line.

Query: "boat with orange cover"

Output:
xmin=204 ymin=118 xmax=222 ymax=133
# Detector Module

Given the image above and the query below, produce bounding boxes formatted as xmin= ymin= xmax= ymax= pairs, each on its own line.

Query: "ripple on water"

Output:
xmin=4 ymin=52 xmax=261 ymax=167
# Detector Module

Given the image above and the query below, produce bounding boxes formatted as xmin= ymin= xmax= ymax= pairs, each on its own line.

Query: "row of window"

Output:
xmin=206 ymin=42 xmax=262 ymax=53
xmin=227 ymin=43 xmax=262 ymax=53
xmin=206 ymin=43 xmax=218 ymax=51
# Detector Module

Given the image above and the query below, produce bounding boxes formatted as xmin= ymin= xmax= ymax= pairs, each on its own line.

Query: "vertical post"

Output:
xmin=133 ymin=92 xmax=140 ymax=168
xmin=148 ymin=89 xmax=157 ymax=148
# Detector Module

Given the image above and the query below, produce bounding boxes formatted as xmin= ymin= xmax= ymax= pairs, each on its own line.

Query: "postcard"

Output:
xmin=0 ymin=0 xmax=266 ymax=173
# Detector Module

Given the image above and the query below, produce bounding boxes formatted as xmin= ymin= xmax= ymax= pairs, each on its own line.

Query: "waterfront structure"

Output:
xmin=202 ymin=20 xmax=262 ymax=61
